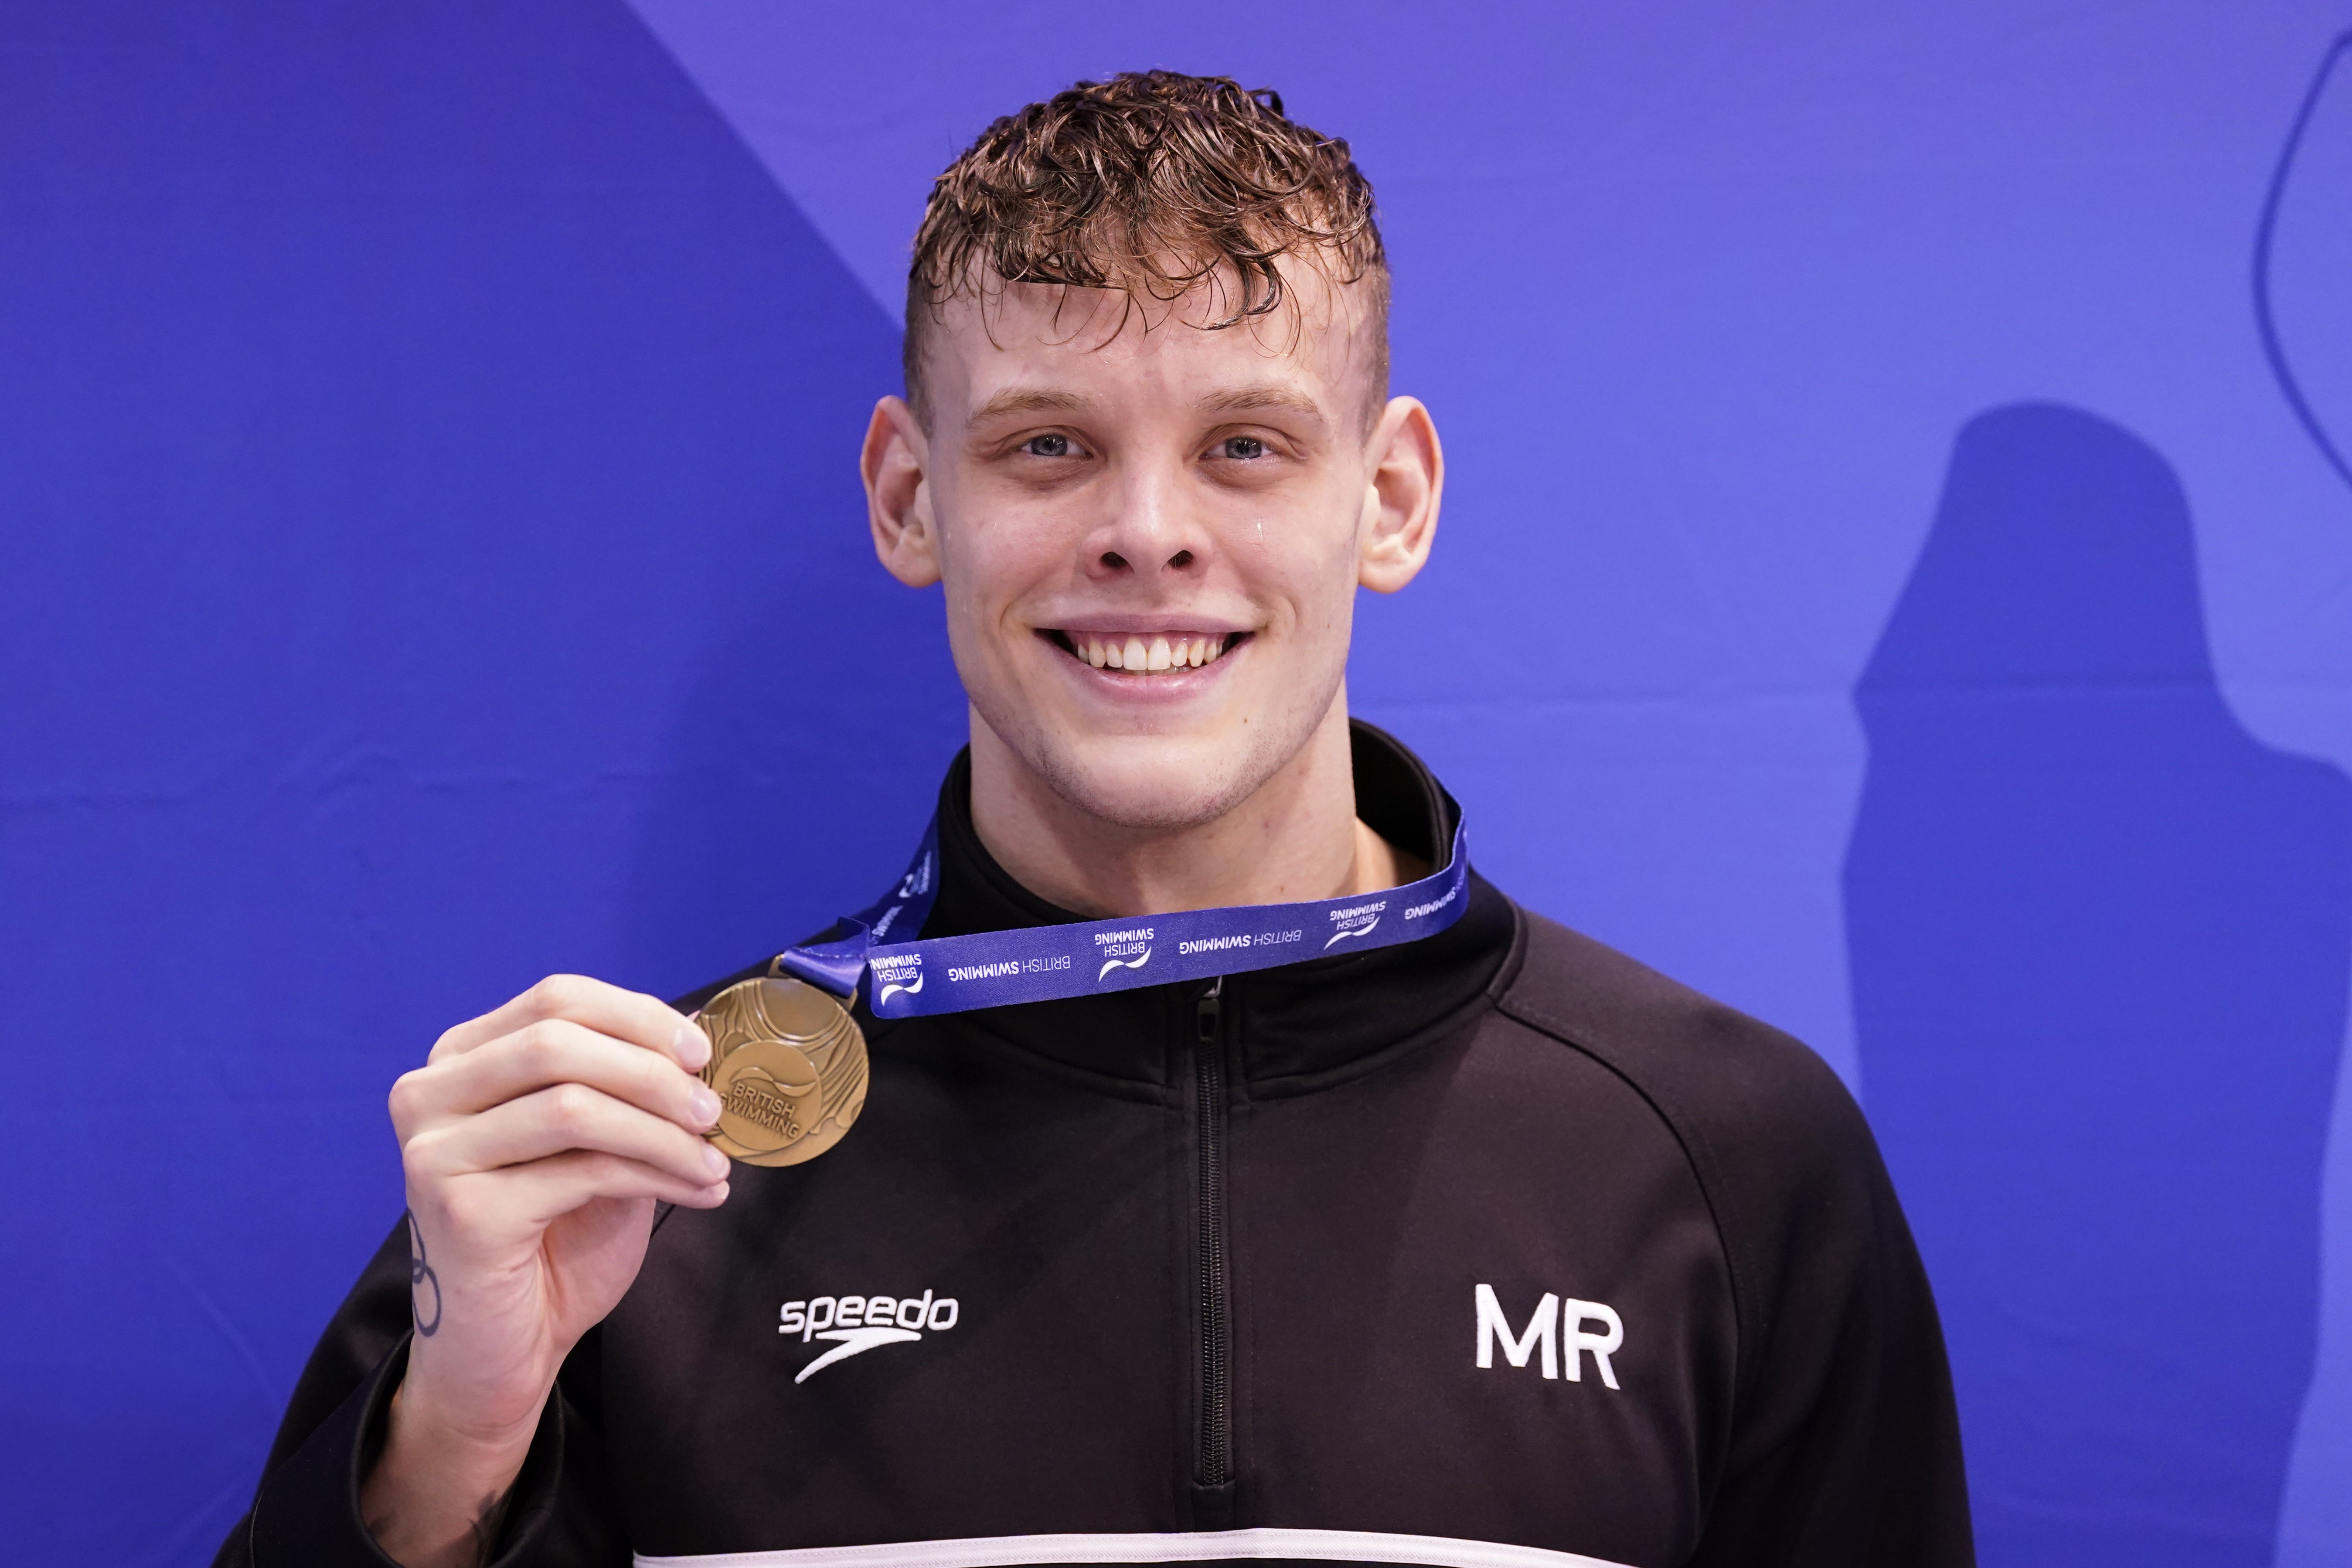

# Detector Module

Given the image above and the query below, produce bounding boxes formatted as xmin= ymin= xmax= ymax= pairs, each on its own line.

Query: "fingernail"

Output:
xmin=689 ymin=1085 xmax=722 ymax=1127
xmin=675 ymin=1022 xmax=711 ymax=1071
xmin=702 ymin=1144 xmax=731 ymax=1179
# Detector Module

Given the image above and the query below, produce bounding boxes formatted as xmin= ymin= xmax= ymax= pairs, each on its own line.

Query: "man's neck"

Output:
xmin=967 ymin=701 xmax=1416 ymax=919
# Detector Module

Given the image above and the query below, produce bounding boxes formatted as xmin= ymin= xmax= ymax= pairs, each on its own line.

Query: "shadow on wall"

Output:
xmin=1845 ymin=403 xmax=2352 ymax=1568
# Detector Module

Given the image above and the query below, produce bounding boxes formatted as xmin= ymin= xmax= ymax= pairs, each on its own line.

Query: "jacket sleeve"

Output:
xmin=1678 ymin=1065 xmax=1974 ymax=1567
xmin=1503 ymin=912 xmax=1973 ymax=1565
xmin=211 ymin=1217 xmax=630 ymax=1568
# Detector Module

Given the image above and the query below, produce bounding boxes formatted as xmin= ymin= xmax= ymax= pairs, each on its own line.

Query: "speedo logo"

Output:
xmin=779 ymin=1291 xmax=960 ymax=1383
xmin=1324 ymin=900 xmax=1386 ymax=949
xmin=1094 ymin=927 xmax=1154 ymax=981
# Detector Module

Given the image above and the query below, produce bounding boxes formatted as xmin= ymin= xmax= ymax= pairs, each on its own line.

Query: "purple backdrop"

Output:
xmin=3 ymin=3 xmax=2351 ymax=1563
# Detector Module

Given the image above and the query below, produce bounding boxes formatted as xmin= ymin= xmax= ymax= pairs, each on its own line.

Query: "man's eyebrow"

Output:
xmin=968 ymin=388 xmax=1088 ymax=422
xmin=1200 ymin=384 xmax=1328 ymax=422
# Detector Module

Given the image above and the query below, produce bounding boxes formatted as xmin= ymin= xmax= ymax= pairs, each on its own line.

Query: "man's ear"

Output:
xmin=864 ymin=395 xmax=941 ymax=588
xmin=1358 ymin=396 xmax=1442 ymax=593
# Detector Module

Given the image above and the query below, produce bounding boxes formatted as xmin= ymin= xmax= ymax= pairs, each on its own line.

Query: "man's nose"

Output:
xmin=1085 ymin=457 xmax=1208 ymax=580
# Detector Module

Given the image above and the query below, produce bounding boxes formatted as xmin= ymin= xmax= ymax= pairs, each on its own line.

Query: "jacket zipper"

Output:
xmin=1194 ymin=976 xmax=1232 ymax=1489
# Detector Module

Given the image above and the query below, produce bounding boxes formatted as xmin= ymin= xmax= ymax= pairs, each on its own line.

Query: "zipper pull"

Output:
xmin=1196 ymin=976 xmax=1223 ymax=1043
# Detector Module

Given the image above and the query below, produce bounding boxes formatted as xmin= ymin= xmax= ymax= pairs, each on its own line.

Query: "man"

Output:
xmin=219 ymin=72 xmax=1970 ymax=1568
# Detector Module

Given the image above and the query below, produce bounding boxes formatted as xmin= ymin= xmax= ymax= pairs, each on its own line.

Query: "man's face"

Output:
xmin=870 ymin=268 xmax=1434 ymax=832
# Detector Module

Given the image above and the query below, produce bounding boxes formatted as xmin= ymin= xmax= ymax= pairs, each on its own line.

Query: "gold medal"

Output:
xmin=694 ymin=973 xmax=868 ymax=1168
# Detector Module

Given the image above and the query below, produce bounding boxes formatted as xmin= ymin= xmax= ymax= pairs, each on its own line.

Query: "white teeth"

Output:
xmin=1068 ymin=633 xmax=1234 ymax=671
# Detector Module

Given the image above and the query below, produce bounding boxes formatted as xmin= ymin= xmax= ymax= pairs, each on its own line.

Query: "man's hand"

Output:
xmin=359 ymin=976 xmax=728 ymax=1568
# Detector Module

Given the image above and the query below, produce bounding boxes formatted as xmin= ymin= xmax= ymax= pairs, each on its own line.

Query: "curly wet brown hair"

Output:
xmin=904 ymin=71 xmax=1388 ymax=422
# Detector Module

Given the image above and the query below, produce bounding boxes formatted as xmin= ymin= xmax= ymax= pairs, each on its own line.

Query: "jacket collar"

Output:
xmin=878 ymin=721 xmax=1522 ymax=1095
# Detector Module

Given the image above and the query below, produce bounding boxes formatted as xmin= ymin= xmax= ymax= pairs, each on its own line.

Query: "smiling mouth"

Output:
xmin=1044 ymin=630 xmax=1247 ymax=673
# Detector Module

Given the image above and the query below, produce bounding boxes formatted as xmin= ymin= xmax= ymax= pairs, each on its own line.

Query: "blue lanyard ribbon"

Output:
xmin=777 ymin=815 xmax=1473 ymax=1019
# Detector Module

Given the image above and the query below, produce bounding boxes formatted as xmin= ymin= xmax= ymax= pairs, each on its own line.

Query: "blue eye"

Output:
xmin=1221 ymin=436 xmax=1266 ymax=460
xmin=1024 ymin=434 xmax=1073 ymax=458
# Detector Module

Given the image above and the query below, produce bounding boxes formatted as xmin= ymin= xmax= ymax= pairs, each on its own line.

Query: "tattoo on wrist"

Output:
xmin=404 ymin=1210 xmax=442 ymax=1337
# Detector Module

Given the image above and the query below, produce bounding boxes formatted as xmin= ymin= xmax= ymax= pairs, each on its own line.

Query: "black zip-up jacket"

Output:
xmin=218 ymin=724 xmax=1971 ymax=1568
